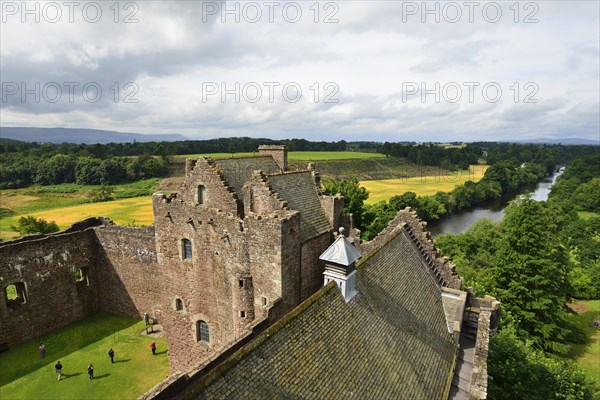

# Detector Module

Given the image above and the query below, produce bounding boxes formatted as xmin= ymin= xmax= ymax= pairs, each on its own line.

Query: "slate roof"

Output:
xmin=190 ymin=227 xmax=458 ymax=400
xmin=213 ymin=156 xmax=280 ymax=200
xmin=319 ymin=234 xmax=362 ymax=266
xmin=267 ymin=172 xmax=332 ymax=242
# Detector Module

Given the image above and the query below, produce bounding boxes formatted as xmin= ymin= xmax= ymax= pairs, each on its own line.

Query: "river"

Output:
xmin=428 ymin=169 xmax=564 ymax=237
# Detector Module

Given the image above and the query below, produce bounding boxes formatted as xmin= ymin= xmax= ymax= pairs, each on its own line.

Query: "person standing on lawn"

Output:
xmin=87 ymin=363 xmax=94 ymax=380
xmin=108 ymin=348 xmax=115 ymax=363
xmin=55 ymin=361 xmax=62 ymax=381
xmin=150 ymin=341 xmax=156 ymax=355
xmin=39 ymin=343 xmax=46 ymax=358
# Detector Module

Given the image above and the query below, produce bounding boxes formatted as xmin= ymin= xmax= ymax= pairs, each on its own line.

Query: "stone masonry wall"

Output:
xmin=300 ymin=232 xmax=331 ymax=301
xmin=94 ymin=225 xmax=160 ymax=319
xmin=0 ymin=229 xmax=98 ymax=347
xmin=153 ymin=186 xmax=299 ymax=373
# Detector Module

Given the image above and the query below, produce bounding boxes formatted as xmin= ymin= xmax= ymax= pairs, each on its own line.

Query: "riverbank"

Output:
xmin=429 ymin=169 xmax=563 ymax=236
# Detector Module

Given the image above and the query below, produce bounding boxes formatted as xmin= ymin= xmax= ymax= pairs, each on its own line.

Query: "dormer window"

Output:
xmin=197 ymin=185 xmax=206 ymax=204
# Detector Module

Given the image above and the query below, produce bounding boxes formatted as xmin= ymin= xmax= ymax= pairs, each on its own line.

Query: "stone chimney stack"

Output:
xmin=258 ymin=145 xmax=288 ymax=172
xmin=319 ymin=228 xmax=362 ymax=302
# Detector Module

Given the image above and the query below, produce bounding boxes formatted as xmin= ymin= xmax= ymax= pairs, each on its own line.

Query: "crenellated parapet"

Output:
xmin=242 ymin=170 xmax=290 ymax=216
xmin=359 ymin=208 xmax=462 ymax=290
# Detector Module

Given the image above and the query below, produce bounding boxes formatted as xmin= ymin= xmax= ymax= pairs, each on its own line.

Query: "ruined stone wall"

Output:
xmin=94 ymin=225 xmax=159 ymax=320
xmin=0 ymin=229 xmax=98 ymax=347
xmin=300 ymin=232 xmax=331 ymax=301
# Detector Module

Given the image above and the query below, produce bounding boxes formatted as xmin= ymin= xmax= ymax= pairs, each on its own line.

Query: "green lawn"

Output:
xmin=176 ymin=151 xmax=385 ymax=161
xmin=0 ymin=179 xmax=159 ymax=240
xmin=565 ymin=300 xmax=600 ymax=383
xmin=0 ymin=312 xmax=169 ymax=400
xmin=361 ymin=165 xmax=489 ymax=204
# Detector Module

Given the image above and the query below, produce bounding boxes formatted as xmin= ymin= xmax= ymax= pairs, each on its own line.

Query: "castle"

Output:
xmin=0 ymin=145 xmax=499 ymax=399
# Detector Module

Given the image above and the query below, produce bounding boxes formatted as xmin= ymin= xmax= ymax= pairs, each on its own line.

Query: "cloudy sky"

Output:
xmin=1 ymin=0 xmax=598 ymax=142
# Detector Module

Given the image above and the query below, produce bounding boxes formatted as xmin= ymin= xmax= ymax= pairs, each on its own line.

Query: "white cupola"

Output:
xmin=319 ymin=228 xmax=362 ymax=302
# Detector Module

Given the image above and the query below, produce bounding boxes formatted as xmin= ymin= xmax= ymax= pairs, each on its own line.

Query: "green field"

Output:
xmin=0 ymin=312 xmax=169 ymax=400
xmin=176 ymin=151 xmax=385 ymax=161
xmin=361 ymin=165 xmax=489 ymax=204
xmin=565 ymin=300 xmax=600 ymax=383
xmin=0 ymin=180 xmax=159 ymax=240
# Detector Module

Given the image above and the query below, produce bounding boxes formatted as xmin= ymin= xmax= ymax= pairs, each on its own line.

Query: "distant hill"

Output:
xmin=0 ymin=127 xmax=188 ymax=144
xmin=511 ymin=138 xmax=599 ymax=145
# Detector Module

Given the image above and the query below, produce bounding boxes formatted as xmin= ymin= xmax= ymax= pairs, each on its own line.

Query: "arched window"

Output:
xmin=182 ymin=239 xmax=192 ymax=260
xmin=5 ymin=282 xmax=27 ymax=311
xmin=196 ymin=320 xmax=209 ymax=343
xmin=175 ymin=298 xmax=183 ymax=311
xmin=197 ymin=185 xmax=206 ymax=205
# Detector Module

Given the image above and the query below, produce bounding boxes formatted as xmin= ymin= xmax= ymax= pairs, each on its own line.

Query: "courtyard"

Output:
xmin=0 ymin=312 xmax=169 ymax=400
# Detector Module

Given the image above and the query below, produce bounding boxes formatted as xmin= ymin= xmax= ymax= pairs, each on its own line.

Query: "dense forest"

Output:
xmin=0 ymin=137 xmax=379 ymax=189
xmin=433 ymin=152 xmax=600 ymax=399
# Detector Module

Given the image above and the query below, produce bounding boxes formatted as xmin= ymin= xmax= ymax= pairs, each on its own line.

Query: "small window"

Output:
xmin=5 ymin=282 xmax=27 ymax=311
xmin=175 ymin=298 xmax=184 ymax=311
xmin=240 ymin=311 xmax=246 ymax=318
xmin=75 ymin=267 xmax=89 ymax=286
xmin=197 ymin=320 xmax=209 ymax=343
xmin=262 ymin=297 xmax=268 ymax=306
xmin=182 ymin=239 xmax=192 ymax=260
xmin=197 ymin=185 xmax=207 ymax=204
xmin=238 ymin=279 xmax=245 ymax=288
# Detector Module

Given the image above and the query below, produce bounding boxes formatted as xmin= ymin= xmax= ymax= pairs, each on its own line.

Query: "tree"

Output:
xmin=488 ymin=326 xmax=598 ymax=400
xmin=322 ymin=177 xmax=369 ymax=229
xmin=34 ymin=154 xmax=75 ymax=185
xmin=493 ymin=199 xmax=573 ymax=353
xmin=11 ymin=216 xmax=59 ymax=235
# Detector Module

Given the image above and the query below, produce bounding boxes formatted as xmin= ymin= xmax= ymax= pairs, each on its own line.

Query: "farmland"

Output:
xmin=0 ymin=179 xmax=159 ymax=240
xmin=361 ymin=165 xmax=489 ymax=204
xmin=176 ymin=151 xmax=385 ymax=161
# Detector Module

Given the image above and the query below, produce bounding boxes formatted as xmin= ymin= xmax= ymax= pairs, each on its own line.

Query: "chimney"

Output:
xmin=258 ymin=145 xmax=287 ymax=172
xmin=319 ymin=228 xmax=362 ymax=302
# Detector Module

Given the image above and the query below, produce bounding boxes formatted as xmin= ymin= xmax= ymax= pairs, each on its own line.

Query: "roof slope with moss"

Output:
xmin=190 ymin=227 xmax=458 ymax=400
xmin=267 ymin=172 xmax=331 ymax=242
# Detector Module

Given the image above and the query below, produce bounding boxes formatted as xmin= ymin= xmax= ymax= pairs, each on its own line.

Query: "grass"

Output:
xmin=578 ymin=212 xmax=600 ymax=221
xmin=176 ymin=151 xmax=385 ymax=161
xmin=0 ymin=312 xmax=169 ymax=400
xmin=361 ymin=165 xmax=489 ymax=204
xmin=565 ymin=300 xmax=600 ymax=383
xmin=0 ymin=179 xmax=160 ymax=240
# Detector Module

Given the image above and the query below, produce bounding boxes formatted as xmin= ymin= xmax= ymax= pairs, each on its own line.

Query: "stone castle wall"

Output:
xmin=0 ymin=228 xmax=99 ymax=347
xmin=94 ymin=224 xmax=160 ymax=319
xmin=0 ymin=220 xmax=162 ymax=350
xmin=300 ymin=232 xmax=330 ymax=301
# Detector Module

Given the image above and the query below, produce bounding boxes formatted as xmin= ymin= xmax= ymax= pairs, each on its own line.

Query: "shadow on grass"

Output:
xmin=62 ymin=372 xmax=83 ymax=380
xmin=114 ymin=359 xmax=131 ymax=363
xmin=0 ymin=312 xmax=140 ymax=387
xmin=93 ymin=374 xmax=111 ymax=379
xmin=154 ymin=350 xmax=168 ymax=355
xmin=565 ymin=305 xmax=600 ymax=361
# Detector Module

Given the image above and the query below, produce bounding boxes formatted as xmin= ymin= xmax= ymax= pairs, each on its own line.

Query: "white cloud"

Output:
xmin=0 ymin=0 xmax=598 ymax=142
